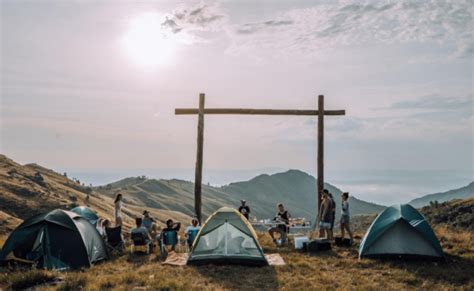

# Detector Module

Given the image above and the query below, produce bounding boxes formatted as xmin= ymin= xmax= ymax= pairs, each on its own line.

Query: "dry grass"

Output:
xmin=1 ymin=227 xmax=473 ymax=290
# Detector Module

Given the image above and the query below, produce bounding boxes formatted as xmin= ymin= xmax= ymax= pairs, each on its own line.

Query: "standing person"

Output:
xmin=114 ymin=193 xmax=123 ymax=227
xmin=238 ymin=200 xmax=250 ymax=220
xmin=328 ymin=191 xmax=336 ymax=240
xmin=318 ymin=191 xmax=332 ymax=239
xmin=340 ymin=192 xmax=354 ymax=245
xmin=268 ymin=203 xmax=291 ymax=245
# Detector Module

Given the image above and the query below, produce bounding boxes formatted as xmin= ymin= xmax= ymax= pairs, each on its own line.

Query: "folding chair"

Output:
xmin=105 ymin=226 xmax=125 ymax=255
xmin=186 ymin=229 xmax=199 ymax=251
xmin=160 ymin=230 xmax=178 ymax=258
xmin=130 ymin=232 xmax=152 ymax=254
xmin=276 ymin=224 xmax=291 ymax=247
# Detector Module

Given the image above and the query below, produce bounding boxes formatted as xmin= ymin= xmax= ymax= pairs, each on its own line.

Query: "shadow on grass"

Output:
xmin=194 ymin=264 xmax=279 ymax=289
xmin=126 ymin=252 xmax=152 ymax=265
xmin=386 ymin=254 xmax=474 ymax=286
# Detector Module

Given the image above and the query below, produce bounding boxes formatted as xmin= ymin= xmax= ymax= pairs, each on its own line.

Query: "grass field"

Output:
xmin=1 ymin=226 xmax=473 ymax=290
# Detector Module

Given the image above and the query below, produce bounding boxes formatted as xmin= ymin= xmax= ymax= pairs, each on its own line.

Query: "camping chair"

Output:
xmin=186 ymin=229 xmax=200 ymax=251
xmin=160 ymin=230 xmax=179 ymax=258
xmin=273 ymin=220 xmax=290 ymax=247
xmin=105 ymin=226 xmax=125 ymax=255
xmin=130 ymin=232 xmax=153 ymax=254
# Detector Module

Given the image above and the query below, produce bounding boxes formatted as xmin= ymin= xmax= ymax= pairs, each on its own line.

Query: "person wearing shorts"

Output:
xmin=340 ymin=192 xmax=353 ymax=245
xmin=318 ymin=191 xmax=333 ymax=239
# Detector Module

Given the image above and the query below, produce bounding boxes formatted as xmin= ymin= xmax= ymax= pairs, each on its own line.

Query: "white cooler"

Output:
xmin=294 ymin=236 xmax=310 ymax=250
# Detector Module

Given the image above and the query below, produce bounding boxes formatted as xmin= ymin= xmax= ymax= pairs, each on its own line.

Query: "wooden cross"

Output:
xmin=175 ymin=93 xmax=345 ymax=224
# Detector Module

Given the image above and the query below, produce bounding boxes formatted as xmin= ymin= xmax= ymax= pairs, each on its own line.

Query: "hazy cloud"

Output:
xmin=389 ymin=94 xmax=474 ymax=112
xmin=236 ymin=19 xmax=294 ymax=34
xmin=229 ymin=0 xmax=473 ymax=58
xmin=161 ymin=3 xmax=225 ymax=34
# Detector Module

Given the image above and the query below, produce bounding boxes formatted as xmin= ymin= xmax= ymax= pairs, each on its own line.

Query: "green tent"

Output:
xmin=187 ymin=207 xmax=268 ymax=266
xmin=359 ymin=204 xmax=444 ymax=260
xmin=0 ymin=209 xmax=108 ymax=270
xmin=71 ymin=206 xmax=99 ymax=226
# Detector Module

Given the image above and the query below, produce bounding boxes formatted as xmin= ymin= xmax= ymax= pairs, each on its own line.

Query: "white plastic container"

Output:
xmin=294 ymin=236 xmax=310 ymax=249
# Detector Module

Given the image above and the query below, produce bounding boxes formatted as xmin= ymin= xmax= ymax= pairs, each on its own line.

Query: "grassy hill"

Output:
xmin=0 ymin=155 xmax=190 ymax=233
xmin=96 ymin=169 xmax=386 ymax=222
xmin=419 ymin=197 xmax=474 ymax=231
xmin=1 ymin=198 xmax=473 ymax=290
xmin=409 ymin=182 xmax=474 ymax=208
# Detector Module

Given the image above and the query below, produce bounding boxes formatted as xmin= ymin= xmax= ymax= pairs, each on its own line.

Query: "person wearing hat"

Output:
xmin=238 ymin=200 xmax=250 ymax=220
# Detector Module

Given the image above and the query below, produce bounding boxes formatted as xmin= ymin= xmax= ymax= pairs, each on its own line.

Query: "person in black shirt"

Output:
xmin=268 ymin=203 xmax=291 ymax=245
xmin=238 ymin=200 xmax=250 ymax=220
xmin=159 ymin=219 xmax=181 ymax=251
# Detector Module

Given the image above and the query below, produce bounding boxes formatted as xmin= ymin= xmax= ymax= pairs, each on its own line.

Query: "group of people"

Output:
xmin=100 ymin=190 xmax=353 ymax=252
xmin=317 ymin=189 xmax=353 ymax=244
xmin=94 ymin=193 xmax=201 ymax=253
xmin=130 ymin=213 xmax=201 ymax=252
xmin=238 ymin=190 xmax=354 ymax=246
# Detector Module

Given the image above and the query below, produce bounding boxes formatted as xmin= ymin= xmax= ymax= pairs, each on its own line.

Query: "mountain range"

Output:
xmin=409 ymin=182 xmax=474 ymax=208
xmin=95 ymin=169 xmax=386 ymax=222
xmin=1 ymin=154 xmax=472 ymax=233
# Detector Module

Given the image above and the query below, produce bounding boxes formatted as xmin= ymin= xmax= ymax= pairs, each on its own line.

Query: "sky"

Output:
xmin=1 ymin=0 xmax=473 ymax=205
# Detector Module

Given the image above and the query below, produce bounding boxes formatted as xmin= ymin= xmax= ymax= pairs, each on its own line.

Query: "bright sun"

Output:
xmin=121 ymin=12 xmax=176 ymax=68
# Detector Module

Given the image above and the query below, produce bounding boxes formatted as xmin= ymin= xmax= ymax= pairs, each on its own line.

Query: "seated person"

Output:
xmin=130 ymin=217 xmax=153 ymax=251
xmin=159 ymin=219 xmax=181 ymax=251
xmin=185 ymin=217 xmax=201 ymax=247
xmin=268 ymin=203 xmax=291 ymax=245
xmin=142 ymin=210 xmax=158 ymax=238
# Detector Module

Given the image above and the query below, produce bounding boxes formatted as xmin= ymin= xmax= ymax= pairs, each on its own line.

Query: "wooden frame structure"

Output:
xmin=176 ymin=93 xmax=345 ymax=223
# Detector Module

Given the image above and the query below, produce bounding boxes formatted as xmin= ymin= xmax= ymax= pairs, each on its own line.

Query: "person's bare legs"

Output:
xmin=341 ymin=223 xmax=346 ymax=239
xmin=319 ymin=227 xmax=325 ymax=238
xmin=115 ymin=216 xmax=122 ymax=227
xmin=269 ymin=228 xmax=276 ymax=241
xmin=344 ymin=223 xmax=353 ymax=241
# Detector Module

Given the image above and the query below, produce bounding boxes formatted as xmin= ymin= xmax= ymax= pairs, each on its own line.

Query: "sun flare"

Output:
xmin=121 ymin=12 xmax=176 ymax=68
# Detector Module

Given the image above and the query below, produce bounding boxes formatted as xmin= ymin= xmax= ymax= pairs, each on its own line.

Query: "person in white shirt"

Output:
xmin=185 ymin=217 xmax=200 ymax=248
xmin=114 ymin=193 xmax=123 ymax=227
xmin=340 ymin=192 xmax=353 ymax=244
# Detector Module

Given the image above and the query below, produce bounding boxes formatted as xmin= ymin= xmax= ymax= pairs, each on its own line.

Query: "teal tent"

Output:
xmin=71 ymin=206 xmax=99 ymax=226
xmin=0 ymin=209 xmax=108 ymax=270
xmin=187 ymin=207 xmax=268 ymax=266
xmin=359 ymin=204 xmax=444 ymax=260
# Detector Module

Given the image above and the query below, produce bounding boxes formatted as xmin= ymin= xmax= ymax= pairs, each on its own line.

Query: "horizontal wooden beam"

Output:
xmin=175 ymin=108 xmax=345 ymax=116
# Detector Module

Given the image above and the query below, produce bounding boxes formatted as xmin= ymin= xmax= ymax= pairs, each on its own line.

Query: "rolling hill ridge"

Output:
xmin=0 ymin=154 xmax=190 ymax=233
xmin=409 ymin=182 xmax=474 ymax=208
xmin=96 ymin=169 xmax=386 ymax=222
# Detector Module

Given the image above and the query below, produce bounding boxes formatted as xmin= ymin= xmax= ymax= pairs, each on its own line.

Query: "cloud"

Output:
xmin=389 ymin=94 xmax=474 ymax=112
xmin=236 ymin=20 xmax=294 ymax=34
xmin=228 ymin=0 xmax=473 ymax=59
xmin=270 ymin=93 xmax=473 ymax=146
xmin=161 ymin=3 xmax=225 ymax=35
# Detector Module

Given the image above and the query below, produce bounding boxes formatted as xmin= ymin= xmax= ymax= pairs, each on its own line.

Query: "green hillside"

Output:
xmin=96 ymin=169 xmax=386 ymax=222
xmin=409 ymin=182 xmax=474 ymax=208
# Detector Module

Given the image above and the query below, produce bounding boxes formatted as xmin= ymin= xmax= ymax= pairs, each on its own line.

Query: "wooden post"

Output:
xmin=176 ymin=93 xmax=345 ymax=228
xmin=317 ymin=95 xmax=324 ymax=218
xmin=194 ymin=93 xmax=205 ymax=223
